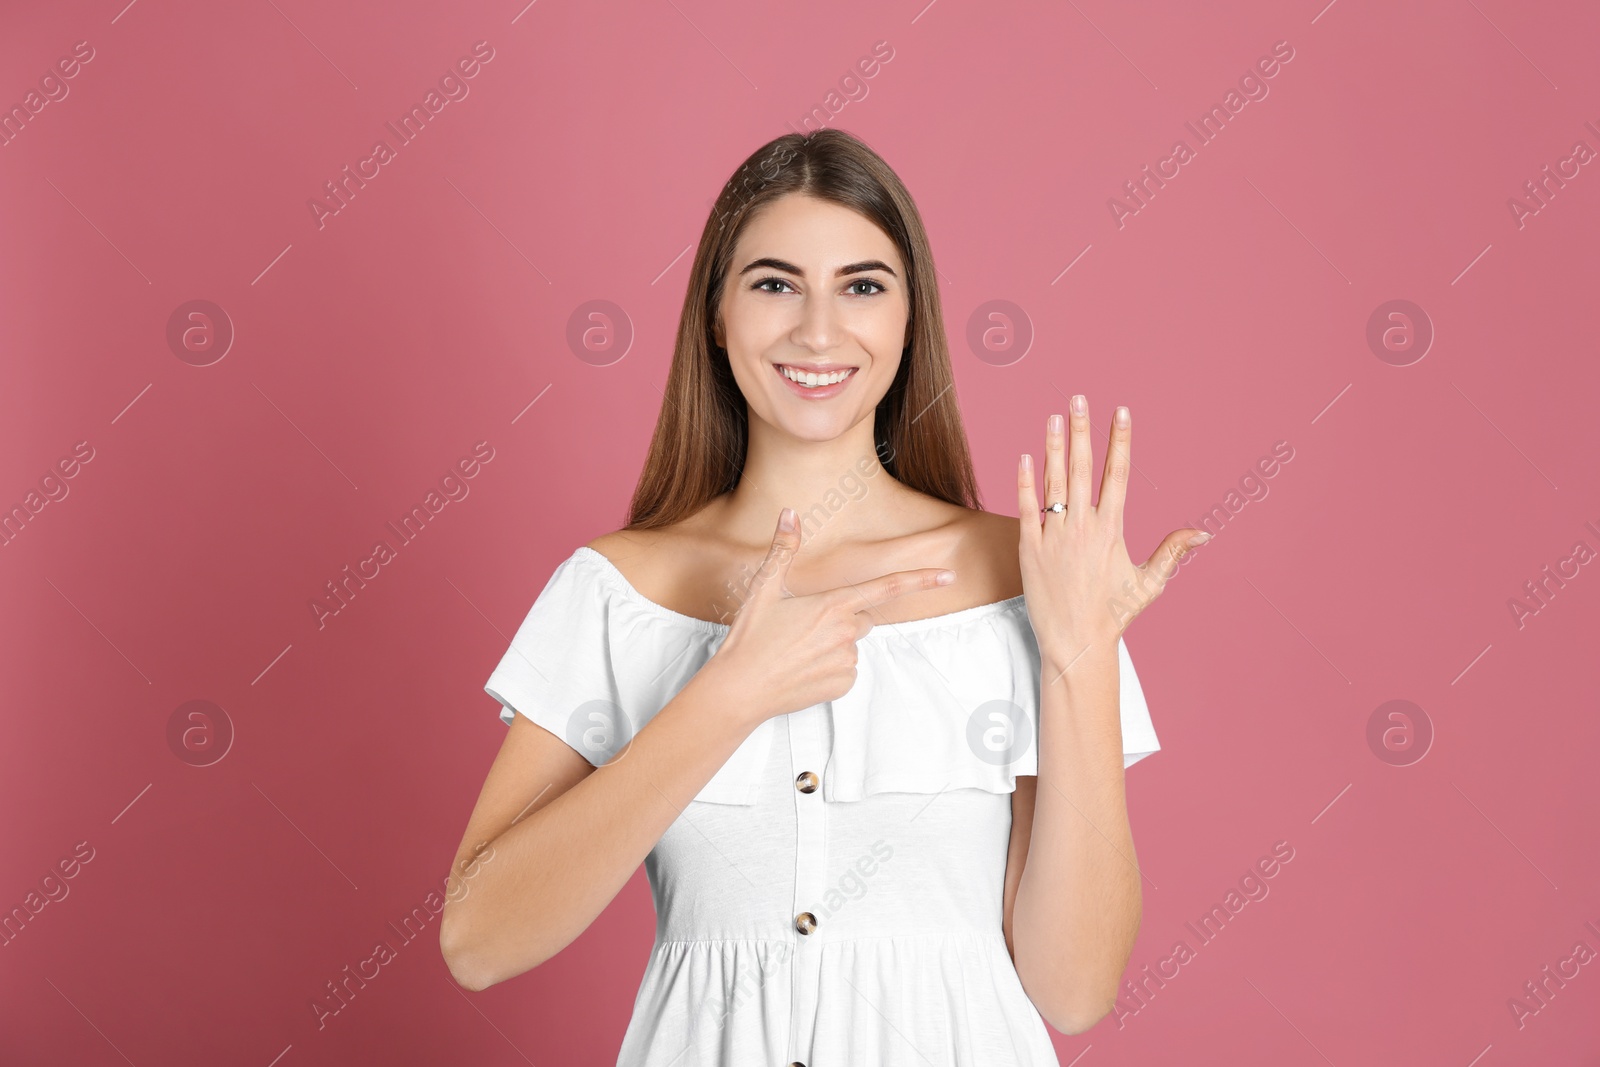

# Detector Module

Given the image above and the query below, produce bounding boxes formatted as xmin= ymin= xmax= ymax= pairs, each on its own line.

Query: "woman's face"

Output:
xmin=714 ymin=193 xmax=910 ymax=444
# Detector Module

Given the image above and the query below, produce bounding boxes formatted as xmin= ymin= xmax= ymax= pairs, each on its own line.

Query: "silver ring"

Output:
xmin=1043 ymin=502 xmax=1066 ymax=514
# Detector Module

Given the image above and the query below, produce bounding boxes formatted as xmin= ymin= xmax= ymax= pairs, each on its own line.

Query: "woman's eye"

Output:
xmin=752 ymin=277 xmax=886 ymax=295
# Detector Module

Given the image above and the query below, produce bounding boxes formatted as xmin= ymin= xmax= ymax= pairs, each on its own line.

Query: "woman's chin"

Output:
xmin=759 ymin=408 xmax=863 ymax=444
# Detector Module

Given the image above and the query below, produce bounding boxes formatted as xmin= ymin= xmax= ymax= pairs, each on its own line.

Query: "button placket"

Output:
xmin=785 ymin=706 xmax=827 ymax=1064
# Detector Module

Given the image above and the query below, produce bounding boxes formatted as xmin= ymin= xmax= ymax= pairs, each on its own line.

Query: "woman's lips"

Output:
xmin=773 ymin=362 xmax=858 ymax=399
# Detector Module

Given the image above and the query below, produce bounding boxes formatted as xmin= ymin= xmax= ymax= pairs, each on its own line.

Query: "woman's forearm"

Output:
xmin=440 ymin=664 xmax=757 ymax=990
xmin=1011 ymin=639 xmax=1141 ymax=1033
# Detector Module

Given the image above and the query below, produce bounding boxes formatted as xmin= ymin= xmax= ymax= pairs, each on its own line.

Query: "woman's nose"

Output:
xmin=791 ymin=295 xmax=842 ymax=352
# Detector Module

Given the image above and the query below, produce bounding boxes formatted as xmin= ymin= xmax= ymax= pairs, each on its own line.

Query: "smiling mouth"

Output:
xmin=774 ymin=363 xmax=858 ymax=389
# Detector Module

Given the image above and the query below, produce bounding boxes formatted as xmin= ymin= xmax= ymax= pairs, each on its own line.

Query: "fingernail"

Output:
xmin=1186 ymin=531 xmax=1212 ymax=546
xmin=780 ymin=507 xmax=796 ymax=531
xmin=1048 ymin=414 xmax=1063 ymax=434
xmin=935 ymin=570 xmax=956 ymax=585
xmin=1071 ymin=394 xmax=1086 ymax=416
xmin=1020 ymin=453 xmax=1033 ymax=472
xmin=1116 ymin=406 xmax=1129 ymax=427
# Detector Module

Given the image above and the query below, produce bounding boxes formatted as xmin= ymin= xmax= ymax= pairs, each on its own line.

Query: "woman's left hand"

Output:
xmin=1017 ymin=395 xmax=1210 ymax=668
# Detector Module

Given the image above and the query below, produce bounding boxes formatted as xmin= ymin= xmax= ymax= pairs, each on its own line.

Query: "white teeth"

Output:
xmin=779 ymin=365 xmax=855 ymax=388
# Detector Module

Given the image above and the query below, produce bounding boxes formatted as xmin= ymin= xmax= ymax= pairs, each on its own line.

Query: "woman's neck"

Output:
xmin=712 ymin=415 xmax=934 ymax=555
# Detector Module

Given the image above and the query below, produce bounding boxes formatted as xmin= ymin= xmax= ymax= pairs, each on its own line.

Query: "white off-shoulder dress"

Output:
xmin=483 ymin=546 xmax=1160 ymax=1066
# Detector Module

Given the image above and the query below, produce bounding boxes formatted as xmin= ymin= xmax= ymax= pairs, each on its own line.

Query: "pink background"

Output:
xmin=4 ymin=0 xmax=1598 ymax=1063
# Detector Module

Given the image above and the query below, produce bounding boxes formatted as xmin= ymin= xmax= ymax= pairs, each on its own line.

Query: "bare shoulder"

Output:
xmin=582 ymin=526 xmax=682 ymax=590
xmin=583 ymin=521 xmax=735 ymax=623
xmin=858 ymin=501 xmax=1022 ymax=621
xmin=584 ymin=527 xmax=666 ymax=564
xmin=948 ymin=506 xmax=1024 ymax=603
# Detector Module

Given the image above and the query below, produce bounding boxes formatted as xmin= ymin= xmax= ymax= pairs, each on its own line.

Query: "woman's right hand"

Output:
xmin=706 ymin=507 xmax=957 ymax=725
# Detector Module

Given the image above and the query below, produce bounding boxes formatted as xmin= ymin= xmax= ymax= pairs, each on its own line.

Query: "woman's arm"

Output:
xmin=439 ymin=662 xmax=756 ymax=992
xmin=1006 ymin=398 xmax=1206 ymax=1032
xmin=1008 ymin=642 xmax=1138 ymax=1034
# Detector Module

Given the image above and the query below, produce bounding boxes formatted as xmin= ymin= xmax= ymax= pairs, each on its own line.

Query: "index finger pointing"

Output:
xmin=826 ymin=567 xmax=957 ymax=618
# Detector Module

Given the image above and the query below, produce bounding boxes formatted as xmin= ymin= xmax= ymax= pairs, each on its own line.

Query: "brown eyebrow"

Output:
xmin=736 ymin=257 xmax=898 ymax=279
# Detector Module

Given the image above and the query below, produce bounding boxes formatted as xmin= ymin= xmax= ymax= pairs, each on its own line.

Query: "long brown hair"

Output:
xmin=625 ymin=128 xmax=980 ymax=530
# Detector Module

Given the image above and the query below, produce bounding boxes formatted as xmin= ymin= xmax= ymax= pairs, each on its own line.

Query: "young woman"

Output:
xmin=441 ymin=128 xmax=1207 ymax=1066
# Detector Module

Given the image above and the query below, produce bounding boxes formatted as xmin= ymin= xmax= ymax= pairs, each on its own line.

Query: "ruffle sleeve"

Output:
xmin=482 ymin=549 xmax=772 ymax=805
xmin=822 ymin=603 xmax=1159 ymax=802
